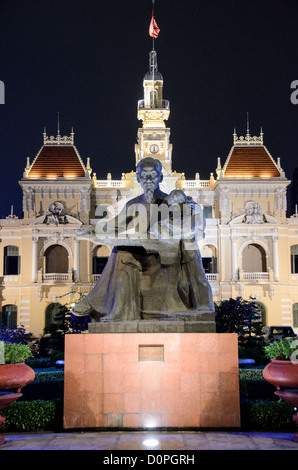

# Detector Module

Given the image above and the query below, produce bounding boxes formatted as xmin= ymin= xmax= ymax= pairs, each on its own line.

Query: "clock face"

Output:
xmin=149 ymin=144 xmax=159 ymax=154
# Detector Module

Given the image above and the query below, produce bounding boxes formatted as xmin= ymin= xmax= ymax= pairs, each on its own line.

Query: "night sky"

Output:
xmin=1 ymin=0 xmax=298 ymax=218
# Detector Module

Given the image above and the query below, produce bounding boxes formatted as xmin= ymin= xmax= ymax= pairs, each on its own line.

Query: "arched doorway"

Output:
xmin=242 ymin=243 xmax=266 ymax=272
xmin=45 ymin=302 xmax=62 ymax=329
xmin=45 ymin=244 xmax=68 ymax=273
xmin=254 ymin=301 xmax=267 ymax=326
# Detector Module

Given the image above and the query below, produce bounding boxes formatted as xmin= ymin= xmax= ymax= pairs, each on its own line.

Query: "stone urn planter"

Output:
xmin=263 ymin=359 xmax=298 ymax=389
xmin=0 ymin=363 xmax=35 ymax=392
xmin=263 ymin=339 xmax=298 ymax=442
xmin=0 ymin=341 xmax=35 ymax=445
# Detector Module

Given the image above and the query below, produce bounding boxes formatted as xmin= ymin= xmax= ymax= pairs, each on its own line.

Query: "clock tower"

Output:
xmin=135 ymin=50 xmax=172 ymax=173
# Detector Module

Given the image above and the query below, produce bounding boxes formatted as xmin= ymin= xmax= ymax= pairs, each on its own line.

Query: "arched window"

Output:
xmin=45 ymin=302 xmax=62 ymax=329
xmin=150 ymin=89 xmax=157 ymax=107
xmin=242 ymin=244 xmax=266 ymax=272
xmin=201 ymin=244 xmax=217 ymax=273
xmin=92 ymin=245 xmax=109 ymax=275
xmin=254 ymin=301 xmax=267 ymax=326
xmin=291 ymin=245 xmax=298 ymax=274
xmin=45 ymin=245 xmax=68 ymax=273
xmin=293 ymin=303 xmax=298 ymax=328
xmin=3 ymin=245 xmax=20 ymax=275
xmin=0 ymin=304 xmax=17 ymax=328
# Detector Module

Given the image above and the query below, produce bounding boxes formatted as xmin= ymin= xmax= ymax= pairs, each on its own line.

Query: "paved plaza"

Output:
xmin=0 ymin=431 xmax=298 ymax=451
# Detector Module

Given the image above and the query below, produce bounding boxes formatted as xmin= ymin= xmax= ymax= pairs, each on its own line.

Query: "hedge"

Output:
xmin=0 ymin=398 xmax=296 ymax=432
xmin=0 ymin=367 xmax=296 ymax=432
xmin=240 ymin=399 xmax=296 ymax=431
xmin=0 ymin=400 xmax=63 ymax=432
xmin=20 ymin=379 xmax=64 ymax=401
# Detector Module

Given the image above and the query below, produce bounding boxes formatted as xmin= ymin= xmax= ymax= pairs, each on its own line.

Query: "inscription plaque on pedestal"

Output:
xmin=138 ymin=345 xmax=164 ymax=362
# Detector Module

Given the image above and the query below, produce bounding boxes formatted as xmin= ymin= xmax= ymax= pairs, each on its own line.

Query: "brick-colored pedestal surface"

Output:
xmin=63 ymin=333 xmax=240 ymax=429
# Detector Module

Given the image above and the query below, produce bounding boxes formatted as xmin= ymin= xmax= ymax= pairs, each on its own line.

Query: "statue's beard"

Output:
xmin=144 ymin=188 xmax=154 ymax=203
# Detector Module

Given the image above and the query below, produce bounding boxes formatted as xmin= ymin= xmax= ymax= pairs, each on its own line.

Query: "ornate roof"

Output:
xmin=25 ymin=129 xmax=89 ymax=179
xmin=221 ymin=129 xmax=282 ymax=179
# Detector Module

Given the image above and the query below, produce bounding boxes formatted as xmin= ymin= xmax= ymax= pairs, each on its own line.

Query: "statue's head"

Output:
xmin=136 ymin=158 xmax=163 ymax=202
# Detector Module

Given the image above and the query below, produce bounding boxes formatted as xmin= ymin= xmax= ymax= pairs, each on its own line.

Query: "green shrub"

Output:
xmin=0 ymin=400 xmax=60 ymax=432
xmin=240 ymin=399 xmax=295 ymax=431
xmin=34 ymin=369 xmax=64 ymax=382
xmin=239 ymin=368 xmax=264 ymax=380
xmin=4 ymin=342 xmax=32 ymax=363
xmin=264 ymin=338 xmax=298 ymax=360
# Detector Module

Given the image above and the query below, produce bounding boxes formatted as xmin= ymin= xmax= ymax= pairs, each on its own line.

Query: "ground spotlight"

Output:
xmin=142 ymin=438 xmax=159 ymax=448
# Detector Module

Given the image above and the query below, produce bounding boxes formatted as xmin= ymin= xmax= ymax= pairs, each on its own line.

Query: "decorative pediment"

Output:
xmin=32 ymin=201 xmax=82 ymax=226
xmin=229 ymin=201 xmax=279 ymax=225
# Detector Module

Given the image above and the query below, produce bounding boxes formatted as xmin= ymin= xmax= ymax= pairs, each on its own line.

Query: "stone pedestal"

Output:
xmin=88 ymin=311 xmax=215 ymax=334
xmin=64 ymin=332 xmax=240 ymax=429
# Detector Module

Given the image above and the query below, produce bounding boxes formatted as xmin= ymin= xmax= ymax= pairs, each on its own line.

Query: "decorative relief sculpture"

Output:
xmin=43 ymin=201 xmax=68 ymax=225
xmin=242 ymin=201 xmax=267 ymax=224
xmin=73 ymin=157 xmax=214 ymax=323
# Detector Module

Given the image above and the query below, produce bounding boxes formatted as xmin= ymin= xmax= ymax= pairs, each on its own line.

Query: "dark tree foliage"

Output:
xmin=43 ymin=294 xmax=91 ymax=361
xmin=215 ymin=296 xmax=263 ymax=337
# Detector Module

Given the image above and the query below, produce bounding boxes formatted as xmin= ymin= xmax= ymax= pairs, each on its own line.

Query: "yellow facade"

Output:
xmin=1 ymin=50 xmax=298 ymax=337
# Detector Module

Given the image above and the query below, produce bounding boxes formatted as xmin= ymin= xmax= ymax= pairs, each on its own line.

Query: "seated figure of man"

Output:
xmin=72 ymin=157 xmax=214 ymax=322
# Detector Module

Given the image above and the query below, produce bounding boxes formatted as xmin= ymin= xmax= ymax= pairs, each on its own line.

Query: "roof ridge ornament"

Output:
xmin=43 ymin=126 xmax=75 ymax=146
xmin=233 ymin=127 xmax=264 ymax=146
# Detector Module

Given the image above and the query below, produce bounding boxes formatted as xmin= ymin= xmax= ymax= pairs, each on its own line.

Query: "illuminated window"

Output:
xmin=0 ymin=304 xmax=17 ymax=328
xmin=3 ymin=246 xmax=20 ymax=275
xmin=291 ymin=245 xmax=298 ymax=274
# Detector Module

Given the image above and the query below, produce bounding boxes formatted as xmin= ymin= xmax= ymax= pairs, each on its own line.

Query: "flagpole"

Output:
xmin=152 ymin=0 xmax=155 ymax=51
xmin=152 ymin=0 xmax=155 ymax=106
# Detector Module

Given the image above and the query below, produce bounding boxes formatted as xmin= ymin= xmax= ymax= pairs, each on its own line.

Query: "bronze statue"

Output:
xmin=72 ymin=157 xmax=214 ymax=322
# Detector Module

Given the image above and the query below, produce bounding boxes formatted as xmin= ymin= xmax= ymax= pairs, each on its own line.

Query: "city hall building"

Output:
xmin=1 ymin=50 xmax=298 ymax=337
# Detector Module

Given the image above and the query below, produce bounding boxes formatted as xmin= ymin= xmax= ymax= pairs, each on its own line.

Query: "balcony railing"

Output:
xmin=241 ymin=272 xmax=269 ymax=280
xmin=41 ymin=269 xmax=73 ymax=282
xmin=95 ymin=180 xmax=123 ymax=188
xmin=238 ymin=268 xmax=274 ymax=281
xmin=183 ymin=180 xmax=211 ymax=188
xmin=206 ymin=273 xmax=219 ymax=281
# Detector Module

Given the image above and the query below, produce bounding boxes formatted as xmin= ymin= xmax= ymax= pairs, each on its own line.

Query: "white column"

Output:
xmin=32 ymin=237 xmax=38 ymax=283
xmin=231 ymin=236 xmax=238 ymax=281
xmin=272 ymin=235 xmax=280 ymax=281
xmin=74 ymin=238 xmax=80 ymax=282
